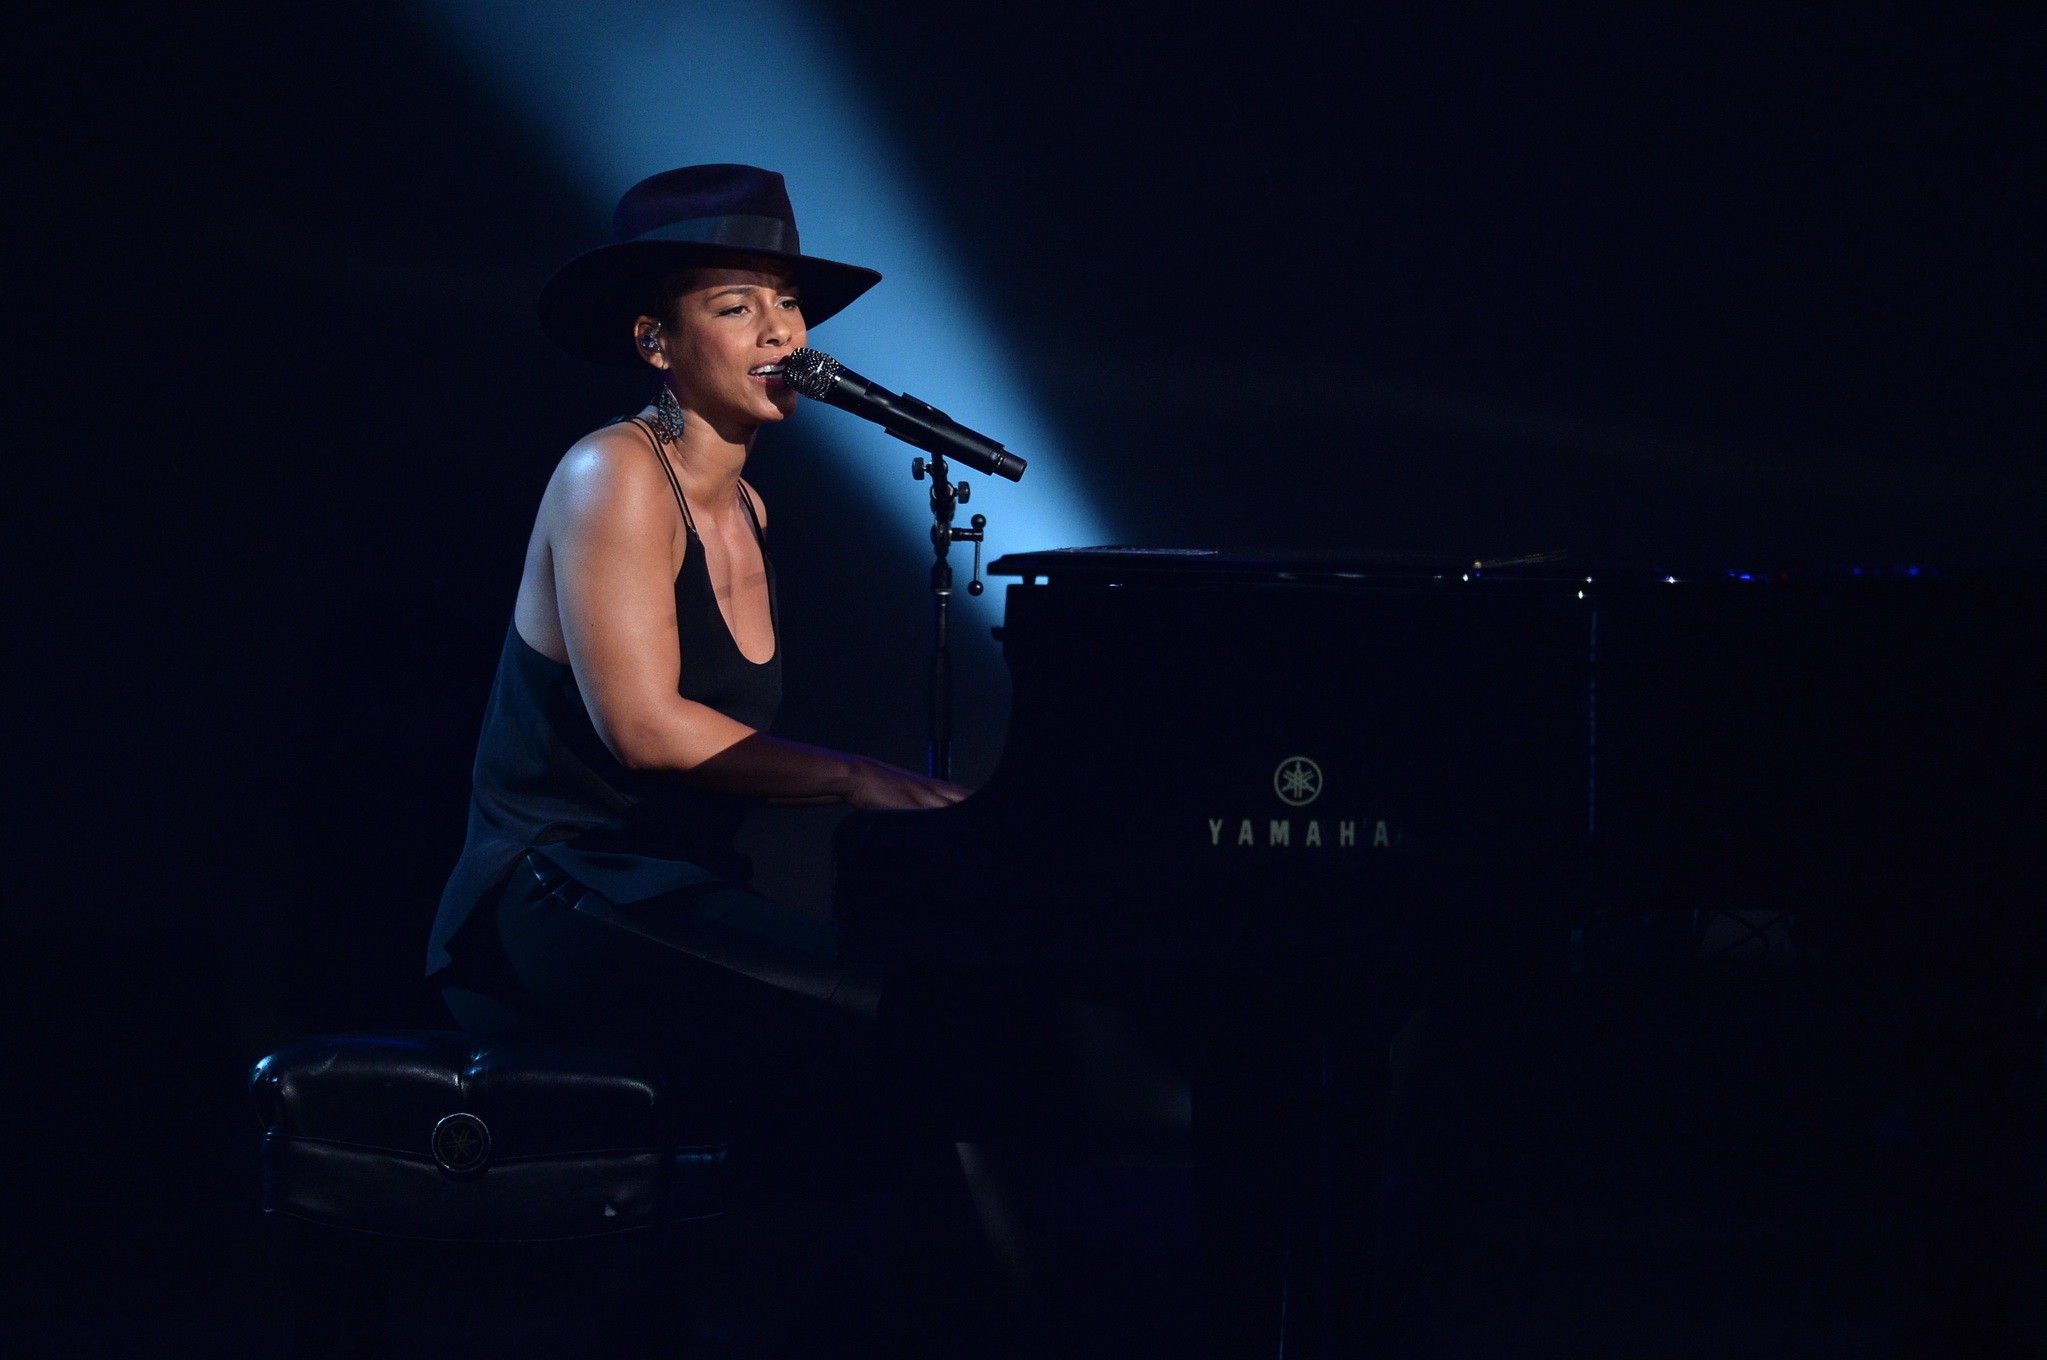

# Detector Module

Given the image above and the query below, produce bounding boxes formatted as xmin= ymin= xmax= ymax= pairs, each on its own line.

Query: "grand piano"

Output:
xmin=833 ymin=548 xmax=2044 ymax=1356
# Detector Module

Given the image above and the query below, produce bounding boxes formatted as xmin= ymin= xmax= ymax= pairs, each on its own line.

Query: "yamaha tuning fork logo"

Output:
xmin=432 ymin=1112 xmax=491 ymax=1174
xmin=1273 ymin=756 xmax=1322 ymax=807
xmin=1205 ymin=756 xmax=1400 ymax=851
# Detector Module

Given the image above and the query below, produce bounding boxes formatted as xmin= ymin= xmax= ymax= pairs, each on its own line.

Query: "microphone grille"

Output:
xmin=780 ymin=348 xmax=841 ymax=400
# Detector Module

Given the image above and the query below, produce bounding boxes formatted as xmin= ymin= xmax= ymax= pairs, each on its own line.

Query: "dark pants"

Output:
xmin=442 ymin=853 xmax=1134 ymax=1145
xmin=439 ymin=852 xmax=867 ymax=1138
xmin=439 ymin=855 xmax=1110 ymax=1355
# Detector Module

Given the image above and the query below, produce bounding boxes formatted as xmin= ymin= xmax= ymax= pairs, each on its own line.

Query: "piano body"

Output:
xmin=833 ymin=548 xmax=2044 ymax=1355
xmin=840 ymin=548 xmax=2039 ymax=971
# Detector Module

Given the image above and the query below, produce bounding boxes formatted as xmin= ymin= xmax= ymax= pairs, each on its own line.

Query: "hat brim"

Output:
xmin=538 ymin=239 xmax=881 ymax=367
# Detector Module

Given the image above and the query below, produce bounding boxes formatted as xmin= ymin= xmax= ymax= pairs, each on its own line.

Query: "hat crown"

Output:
xmin=613 ymin=164 xmax=799 ymax=252
xmin=541 ymin=163 xmax=876 ymax=366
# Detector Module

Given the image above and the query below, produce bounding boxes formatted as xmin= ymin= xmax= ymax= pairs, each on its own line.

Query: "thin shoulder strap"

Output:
xmin=629 ymin=417 xmax=696 ymax=534
xmin=735 ymin=479 xmax=767 ymax=546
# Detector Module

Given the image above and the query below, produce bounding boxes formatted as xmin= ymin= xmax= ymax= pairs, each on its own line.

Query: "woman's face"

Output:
xmin=637 ymin=264 xmax=807 ymax=431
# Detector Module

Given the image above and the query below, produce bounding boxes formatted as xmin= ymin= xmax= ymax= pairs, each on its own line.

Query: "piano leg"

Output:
xmin=1192 ymin=993 xmax=1296 ymax=1359
xmin=1192 ymin=966 xmax=1406 ymax=1360
xmin=879 ymin=959 xmax=1417 ymax=1357
xmin=957 ymin=1139 xmax=1045 ymax=1311
xmin=1310 ymin=1006 xmax=1404 ymax=1357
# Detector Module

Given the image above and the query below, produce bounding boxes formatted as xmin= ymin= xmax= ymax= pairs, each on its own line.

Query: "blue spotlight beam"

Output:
xmin=422 ymin=0 xmax=1108 ymax=595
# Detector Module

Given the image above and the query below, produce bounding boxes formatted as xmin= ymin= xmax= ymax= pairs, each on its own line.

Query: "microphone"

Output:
xmin=778 ymin=348 xmax=1027 ymax=482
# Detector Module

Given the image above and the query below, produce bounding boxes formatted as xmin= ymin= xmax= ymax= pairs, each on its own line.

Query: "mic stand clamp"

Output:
xmin=912 ymin=452 xmax=984 ymax=780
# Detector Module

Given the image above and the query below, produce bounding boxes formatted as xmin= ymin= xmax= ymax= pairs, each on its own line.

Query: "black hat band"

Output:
xmin=633 ymin=213 xmax=800 ymax=254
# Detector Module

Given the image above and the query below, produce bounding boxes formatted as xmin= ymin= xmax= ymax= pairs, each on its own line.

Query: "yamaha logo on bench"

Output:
xmin=1205 ymin=756 xmax=1403 ymax=851
xmin=432 ymin=1112 xmax=492 ymax=1174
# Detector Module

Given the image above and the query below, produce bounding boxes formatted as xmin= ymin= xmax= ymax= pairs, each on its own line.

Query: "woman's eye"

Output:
xmin=720 ymin=305 xmax=749 ymax=317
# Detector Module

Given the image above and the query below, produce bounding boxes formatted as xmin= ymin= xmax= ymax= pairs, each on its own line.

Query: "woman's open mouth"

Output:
xmin=749 ymin=363 xmax=786 ymax=387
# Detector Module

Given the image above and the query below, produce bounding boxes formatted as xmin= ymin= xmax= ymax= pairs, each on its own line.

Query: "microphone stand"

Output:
xmin=912 ymin=450 xmax=984 ymax=781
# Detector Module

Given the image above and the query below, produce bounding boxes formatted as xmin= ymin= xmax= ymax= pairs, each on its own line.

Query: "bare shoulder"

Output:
xmin=545 ymin=421 xmax=677 ymax=532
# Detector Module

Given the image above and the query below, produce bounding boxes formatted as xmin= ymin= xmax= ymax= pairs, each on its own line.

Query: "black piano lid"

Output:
xmin=987 ymin=548 xmax=2027 ymax=591
xmin=987 ymin=546 xmax=1574 ymax=586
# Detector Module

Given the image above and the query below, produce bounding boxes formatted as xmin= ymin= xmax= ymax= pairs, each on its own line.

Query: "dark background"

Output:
xmin=11 ymin=0 xmax=2042 ymax=1354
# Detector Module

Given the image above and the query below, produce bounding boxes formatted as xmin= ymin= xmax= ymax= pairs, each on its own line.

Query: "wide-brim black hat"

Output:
xmin=539 ymin=164 xmax=881 ymax=367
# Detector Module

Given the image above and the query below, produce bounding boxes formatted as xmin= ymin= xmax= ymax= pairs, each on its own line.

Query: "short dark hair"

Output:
xmin=643 ymin=267 xmax=702 ymax=328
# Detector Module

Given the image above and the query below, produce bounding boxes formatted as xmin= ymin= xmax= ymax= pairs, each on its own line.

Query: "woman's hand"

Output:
xmin=680 ymin=733 xmax=968 ymax=807
xmin=844 ymin=756 xmax=972 ymax=810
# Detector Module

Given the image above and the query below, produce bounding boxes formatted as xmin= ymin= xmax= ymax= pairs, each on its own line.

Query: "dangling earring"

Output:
xmin=652 ymin=384 xmax=688 ymax=443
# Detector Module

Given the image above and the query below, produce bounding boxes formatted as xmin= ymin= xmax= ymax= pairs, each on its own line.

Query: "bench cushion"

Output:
xmin=250 ymin=1031 xmax=726 ymax=1240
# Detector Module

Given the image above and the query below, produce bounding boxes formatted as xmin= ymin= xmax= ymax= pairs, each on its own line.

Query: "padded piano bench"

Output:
xmin=250 ymin=1031 xmax=728 ymax=1355
xmin=250 ymin=1031 xmax=727 ymax=1240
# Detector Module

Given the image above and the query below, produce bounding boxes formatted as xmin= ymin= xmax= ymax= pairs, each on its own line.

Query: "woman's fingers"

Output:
xmin=899 ymin=777 xmax=957 ymax=809
xmin=845 ymin=758 xmax=973 ymax=810
xmin=912 ymin=775 xmax=972 ymax=806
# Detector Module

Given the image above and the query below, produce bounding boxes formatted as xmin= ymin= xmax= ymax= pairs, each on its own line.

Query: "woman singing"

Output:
xmin=427 ymin=164 xmax=965 ymax=1061
xmin=428 ymin=169 xmax=1181 ymax=1345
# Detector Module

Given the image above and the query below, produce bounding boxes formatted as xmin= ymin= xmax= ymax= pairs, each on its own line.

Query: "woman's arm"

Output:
xmin=689 ymin=732 xmax=963 ymax=809
xmin=543 ymin=431 xmax=965 ymax=810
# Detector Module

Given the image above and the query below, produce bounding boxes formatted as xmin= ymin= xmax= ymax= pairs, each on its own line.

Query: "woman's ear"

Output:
xmin=633 ymin=317 xmax=670 ymax=370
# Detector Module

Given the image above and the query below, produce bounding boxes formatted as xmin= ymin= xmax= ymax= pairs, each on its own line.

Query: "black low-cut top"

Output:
xmin=427 ymin=422 xmax=782 ymax=975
